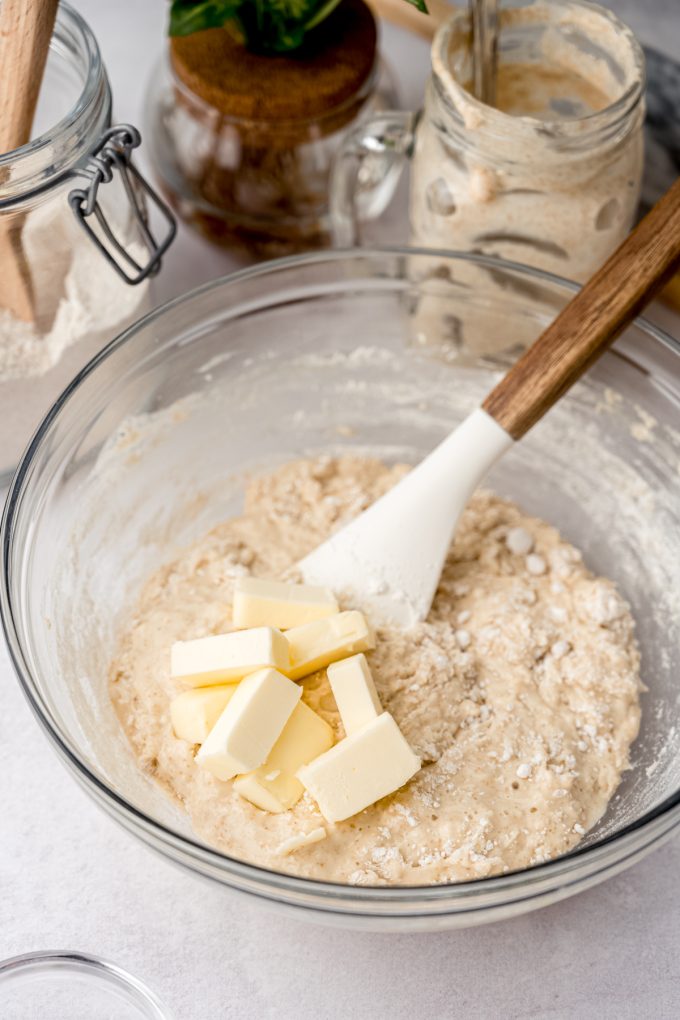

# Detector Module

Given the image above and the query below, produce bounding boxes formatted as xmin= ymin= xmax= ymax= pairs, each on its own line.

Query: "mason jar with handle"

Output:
xmin=331 ymin=0 xmax=645 ymax=292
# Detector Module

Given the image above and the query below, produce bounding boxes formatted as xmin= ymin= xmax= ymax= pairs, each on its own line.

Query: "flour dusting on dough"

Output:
xmin=110 ymin=456 xmax=641 ymax=885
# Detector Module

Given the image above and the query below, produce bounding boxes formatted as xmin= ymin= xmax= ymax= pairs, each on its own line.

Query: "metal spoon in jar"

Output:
xmin=471 ymin=0 xmax=499 ymax=106
xmin=300 ymin=178 xmax=680 ymax=627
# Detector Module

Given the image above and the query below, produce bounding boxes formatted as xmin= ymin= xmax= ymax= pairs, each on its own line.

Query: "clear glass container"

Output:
xmin=0 ymin=2 xmax=174 ymax=486
xmin=331 ymin=0 xmax=645 ymax=283
xmin=0 ymin=951 xmax=173 ymax=1019
xmin=2 ymin=250 xmax=680 ymax=932
xmin=145 ymin=0 xmax=398 ymax=260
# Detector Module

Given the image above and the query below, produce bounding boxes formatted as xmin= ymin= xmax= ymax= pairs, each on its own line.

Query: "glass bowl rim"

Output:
xmin=3 ymin=245 xmax=680 ymax=905
xmin=0 ymin=950 xmax=173 ymax=1018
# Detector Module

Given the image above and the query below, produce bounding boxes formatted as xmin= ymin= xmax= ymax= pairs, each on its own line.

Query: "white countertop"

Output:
xmin=3 ymin=2 xmax=680 ymax=1017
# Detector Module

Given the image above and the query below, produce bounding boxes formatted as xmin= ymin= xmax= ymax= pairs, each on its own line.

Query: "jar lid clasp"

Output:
xmin=68 ymin=124 xmax=176 ymax=285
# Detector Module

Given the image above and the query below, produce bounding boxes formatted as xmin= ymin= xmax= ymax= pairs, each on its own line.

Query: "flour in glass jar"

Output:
xmin=0 ymin=202 xmax=148 ymax=381
xmin=0 ymin=201 xmax=149 ymax=476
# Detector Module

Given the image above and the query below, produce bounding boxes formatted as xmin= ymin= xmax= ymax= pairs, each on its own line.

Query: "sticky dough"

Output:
xmin=110 ymin=456 xmax=641 ymax=885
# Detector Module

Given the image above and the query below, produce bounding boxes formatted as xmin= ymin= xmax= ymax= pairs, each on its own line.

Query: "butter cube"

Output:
xmin=233 ymin=577 xmax=338 ymax=630
xmin=233 ymin=701 xmax=334 ymax=812
xmin=296 ymin=712 xmax=420 ymax=823
xmin=170 ymin=685 xmax=237 ymax=744
xmin=196 ymin=668 xmax=301 ymax=781
xmin=327 ymin=653 xmax=382 ymax=736
xmin=277 ymin=827 xmax=327 ymax=857
xmin=171 ymin=627 xmax=289 ymax=687
xmin=285 ymin=611 xmax=375 ymax=681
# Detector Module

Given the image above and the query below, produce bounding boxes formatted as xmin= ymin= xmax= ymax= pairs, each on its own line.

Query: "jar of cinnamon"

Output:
xmin=145 ymin=0 xmax=397 ymax=259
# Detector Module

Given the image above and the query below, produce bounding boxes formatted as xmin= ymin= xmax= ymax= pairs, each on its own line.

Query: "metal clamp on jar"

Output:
xmin=0 ymin=2 xmax=176 ymax=485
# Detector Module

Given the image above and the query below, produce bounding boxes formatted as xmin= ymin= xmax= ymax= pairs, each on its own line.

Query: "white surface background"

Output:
xmin=2 ymin=1 xmax=680 ymax=1017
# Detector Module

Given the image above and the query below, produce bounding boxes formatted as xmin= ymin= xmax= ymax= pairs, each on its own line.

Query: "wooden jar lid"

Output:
xmin=170 ymin=0 xmax=378 ymax=122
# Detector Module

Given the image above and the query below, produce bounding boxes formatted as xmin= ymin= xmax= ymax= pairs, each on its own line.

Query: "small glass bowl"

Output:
xmin=0 ymin=951 xmax=173 ymax=1019
xmin=2 ymin=249 xmax=680 ymax=931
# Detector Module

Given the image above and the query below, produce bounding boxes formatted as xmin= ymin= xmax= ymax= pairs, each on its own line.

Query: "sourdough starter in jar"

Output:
xmin=410 ymin=1 xmax=645 ymax=284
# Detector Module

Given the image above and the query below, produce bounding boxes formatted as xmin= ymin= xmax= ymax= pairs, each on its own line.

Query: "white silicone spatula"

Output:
xmin=300 ymin=178 xmax=680 ymax=627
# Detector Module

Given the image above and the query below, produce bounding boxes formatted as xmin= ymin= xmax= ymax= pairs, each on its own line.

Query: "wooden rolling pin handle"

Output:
xmin=482 ymin=177 xmax=680 ymax=440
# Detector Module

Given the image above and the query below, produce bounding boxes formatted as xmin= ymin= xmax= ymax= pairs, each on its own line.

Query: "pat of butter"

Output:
xmin=296 ymin=712 xmax=420 ymax=823
xmin=196 ymin=668 xmax=301 ymax=781
xmin=234 ymin=701 xmax=334 ymax=812
xmin=285 ymin=611 xmax=375 ymax=681
xmin=171 ymin=627 xmax=289 ymax=687
xmin=277 ymin=827 xmax=327 ymax=857
xmin=327 ymin=653 xmax=382 ymax=736
xmin=233 ymin=577 xmax=338 ymax=630
xmin=170 ymin=685 xmax=237 ymax=744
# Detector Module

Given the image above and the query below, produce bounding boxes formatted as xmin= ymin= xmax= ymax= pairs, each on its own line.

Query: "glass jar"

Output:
xmin=332 ymin=0 xmax=645 ymax=285
xmin=0 ymin=2 xmax=175 ymax=486
xmin=145 ymin=0 xmax=398 ymax=260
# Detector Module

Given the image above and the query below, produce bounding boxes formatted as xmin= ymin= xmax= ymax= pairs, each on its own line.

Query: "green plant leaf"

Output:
xmin=236 ymin=0 xmax=324 ymax=51
xmin=168 ymin=0 xmax=428 ymax=49
xmin=304 ymin=0 xmax=343 ymax=32
xmin=169 ymin=0 xmax=242 ymax=36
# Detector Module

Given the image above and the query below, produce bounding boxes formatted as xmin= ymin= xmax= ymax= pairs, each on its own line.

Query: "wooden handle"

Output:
xmin=0 ymin=0 xmax=59 ymax=152
xmin=0 ymin=0 xmax=58 ymax=322
xmin=0 ymin=219 xmax=35 ymax=318
xmin=482 ymin=177 xmax=680 ymax=440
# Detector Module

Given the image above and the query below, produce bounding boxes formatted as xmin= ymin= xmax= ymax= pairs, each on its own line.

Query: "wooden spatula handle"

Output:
xmin=482 ymin=177 xmax=680 ymax=440
xmin=0 ymin=0 xmax=59 ymax=153
xmin=0 ymin=0 xmax=59 ymax=323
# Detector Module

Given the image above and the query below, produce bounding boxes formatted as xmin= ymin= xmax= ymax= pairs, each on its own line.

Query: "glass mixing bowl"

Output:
xmin=3 ymin=250 xmax=680 ymax=931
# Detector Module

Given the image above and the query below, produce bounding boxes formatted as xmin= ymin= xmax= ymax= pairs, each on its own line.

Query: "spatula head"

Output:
xmin=299 ymin=409 xmax=513 ymax=628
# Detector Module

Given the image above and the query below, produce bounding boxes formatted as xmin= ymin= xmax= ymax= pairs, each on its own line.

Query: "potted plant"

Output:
xmin=145 ymin=0 xmax=427 ymax=257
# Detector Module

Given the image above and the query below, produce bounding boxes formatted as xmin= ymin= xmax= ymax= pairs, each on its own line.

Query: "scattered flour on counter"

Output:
xmin=110 ymin=455 xmax=642 ymax=885
xmin=0 ymin=199 xmax=149 ymax=381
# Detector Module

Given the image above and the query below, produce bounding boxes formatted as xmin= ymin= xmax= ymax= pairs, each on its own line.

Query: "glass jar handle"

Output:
xmin=330 ymin=110 xmax=418 ymax=246
xmin=68 ymin=124 xmax=177 ymax=285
